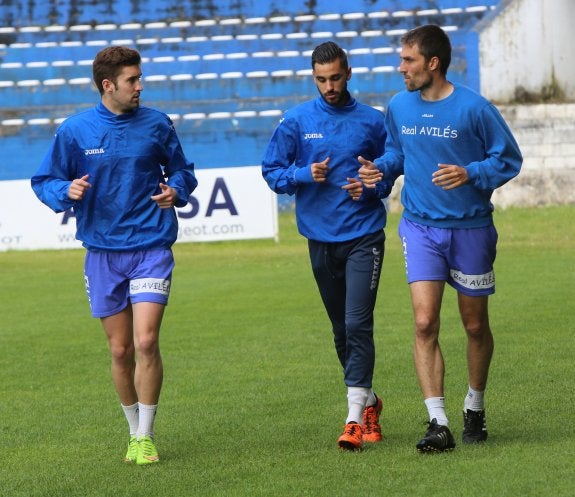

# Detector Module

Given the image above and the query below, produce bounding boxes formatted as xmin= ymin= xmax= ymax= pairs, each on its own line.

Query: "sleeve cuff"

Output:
xmin=293 ymin=166 xmax=314 ymax=184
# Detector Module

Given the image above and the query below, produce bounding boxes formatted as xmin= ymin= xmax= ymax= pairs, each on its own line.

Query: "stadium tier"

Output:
xmin=0 ymin=0 xmax=500 ymax=180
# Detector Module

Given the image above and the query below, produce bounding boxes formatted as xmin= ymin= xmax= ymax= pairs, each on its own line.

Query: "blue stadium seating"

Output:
xmin=0 ymin=0 xmax=500 ymax=181
xmin=0 ymin=0 xmax=498 ymax=27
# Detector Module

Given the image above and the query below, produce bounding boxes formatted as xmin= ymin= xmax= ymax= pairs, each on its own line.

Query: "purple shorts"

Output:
xmin=398 ymin=218 xmax=498 ymax=296
xmin=84 ymin=249 xmax=174 ymax=318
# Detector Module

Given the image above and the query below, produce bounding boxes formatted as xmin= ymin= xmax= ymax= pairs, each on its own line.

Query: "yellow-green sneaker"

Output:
xmin=136 ymin=435 xmax=159 ymax=465
xmin=123 ymin=435 xmax=138 ymax=463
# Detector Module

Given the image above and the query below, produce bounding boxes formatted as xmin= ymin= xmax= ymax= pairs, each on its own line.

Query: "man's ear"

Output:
xmin=428 ymin=56 xmax=440 ymax=72
xmin=102 ymin=78 xmax=114 ymax=92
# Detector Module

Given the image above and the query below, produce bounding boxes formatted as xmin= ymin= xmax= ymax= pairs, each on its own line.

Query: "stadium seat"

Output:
xmin=0 ymin=0 xmax=499 ymax=180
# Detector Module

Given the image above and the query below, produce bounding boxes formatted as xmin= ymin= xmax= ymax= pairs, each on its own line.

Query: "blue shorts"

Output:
xmin=84 ymin=249 xmax=174 ymax=318
xmin=398 ymin=218 xmax=498 ymax=296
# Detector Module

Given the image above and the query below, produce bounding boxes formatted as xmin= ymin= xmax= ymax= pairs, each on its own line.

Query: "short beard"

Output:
xmin=321 ymin=89 xmax=349 ymax=107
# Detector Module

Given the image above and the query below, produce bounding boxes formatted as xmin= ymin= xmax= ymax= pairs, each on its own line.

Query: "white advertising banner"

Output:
xmin=0 ymin=166 xmax=278 ymax=251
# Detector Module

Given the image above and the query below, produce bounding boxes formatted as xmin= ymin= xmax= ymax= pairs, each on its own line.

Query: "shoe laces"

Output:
xmin=139 ymin=436 xmax=157 ymax=456
xmin=343 ymin=423 xmax=362 ymax=439
xmin=363 ymin=406 xmax=379 ymax=432
xmin=464 ymin=410 xmax=485 ymax=430
xmin=124 ymin=436 xmax=138 ymax=461
xmin=423 ymin=419 xmax=443 ymax=437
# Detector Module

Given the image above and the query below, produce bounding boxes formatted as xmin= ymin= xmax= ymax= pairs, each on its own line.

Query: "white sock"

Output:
xmin=136 ymin=403 xmax=157 ymax=439
xmin=121 ymin=402 xmax=139 ymax=436
xmin=366 ymin=389 xmax=378 ymax=407
xmin=346 ymin=386 xmax=369 ymax=424
xmin=464 ymin=386 xmax=485 ymax=412
xmin=424 ymin=397 xmax=448 ymax=426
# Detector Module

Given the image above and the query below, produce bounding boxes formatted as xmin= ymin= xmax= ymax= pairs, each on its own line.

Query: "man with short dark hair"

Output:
xmin=32 ymin=46 xmax=197 ymax=464
xmin=262 ymin=41 xmax=392 ymax=451
xmin=359 ymin=25 xmax=522 ymax=452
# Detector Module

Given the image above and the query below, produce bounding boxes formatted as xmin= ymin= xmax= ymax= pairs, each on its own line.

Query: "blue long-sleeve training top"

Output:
xmin=31 ymin=102 xmax=198 ymax=251
xmin=375 ymin=83 xmax=522 ymax=228
xmin=262 ymin=95 xmax=391 ymax=242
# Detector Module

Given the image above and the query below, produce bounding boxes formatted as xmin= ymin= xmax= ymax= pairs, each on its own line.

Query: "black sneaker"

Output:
xmin=462 ymin=409 xmax=488 ymax=443
xmin=416 ymin=419 xmax=456 ymax=453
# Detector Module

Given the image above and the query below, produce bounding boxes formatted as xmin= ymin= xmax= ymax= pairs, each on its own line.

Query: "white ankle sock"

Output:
xmin=366 ymin=389 xmax=377 ymax=407
xmin=136 ymin=403 xmax=157 ymax=439
xmin=121 ymin=402 xmax=139 ymax=436
xmin=464 ymin=386 xmax=485 ymax=411
xmin=424 ymin=397 xmax=448 ymax=426
xmin=346 ymin=387 xmax=369 ymax=424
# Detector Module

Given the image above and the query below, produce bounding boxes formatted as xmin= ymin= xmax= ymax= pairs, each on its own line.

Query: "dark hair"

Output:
xmin=401 ymin=25 xmax=451 ymax=76
xmin=311 ymin=41 xmax=348 ymax=70
xmin=92 ymin=46 xmax=141 ymax=94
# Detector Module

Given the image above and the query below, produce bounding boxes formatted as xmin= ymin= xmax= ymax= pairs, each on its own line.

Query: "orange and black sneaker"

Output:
xmin=337 ymin=422 xmax=363 ymax=451
xmin=362 ymin=395 xmax=383 ymax=443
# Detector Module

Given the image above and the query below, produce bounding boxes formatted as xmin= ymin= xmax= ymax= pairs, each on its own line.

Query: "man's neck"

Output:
xmin=421 ymin=78 xmax=454 ymax=102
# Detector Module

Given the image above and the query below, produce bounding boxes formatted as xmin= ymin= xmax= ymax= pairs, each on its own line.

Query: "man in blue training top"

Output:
xmin=262 ymin=41 xmax=393 ymax=451
xmin=359 ymin=24 xmax=522 ymax=452
xmin=31 ymin=46 xmax=198 ymax=464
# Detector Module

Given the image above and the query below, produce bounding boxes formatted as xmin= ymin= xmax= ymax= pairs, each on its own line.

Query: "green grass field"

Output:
xmin=1 ymin=205 xmax=573 ymax=496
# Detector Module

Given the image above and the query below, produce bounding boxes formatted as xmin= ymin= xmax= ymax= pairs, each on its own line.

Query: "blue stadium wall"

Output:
xmin=0 ymin=0 xmax=500 ymax=182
